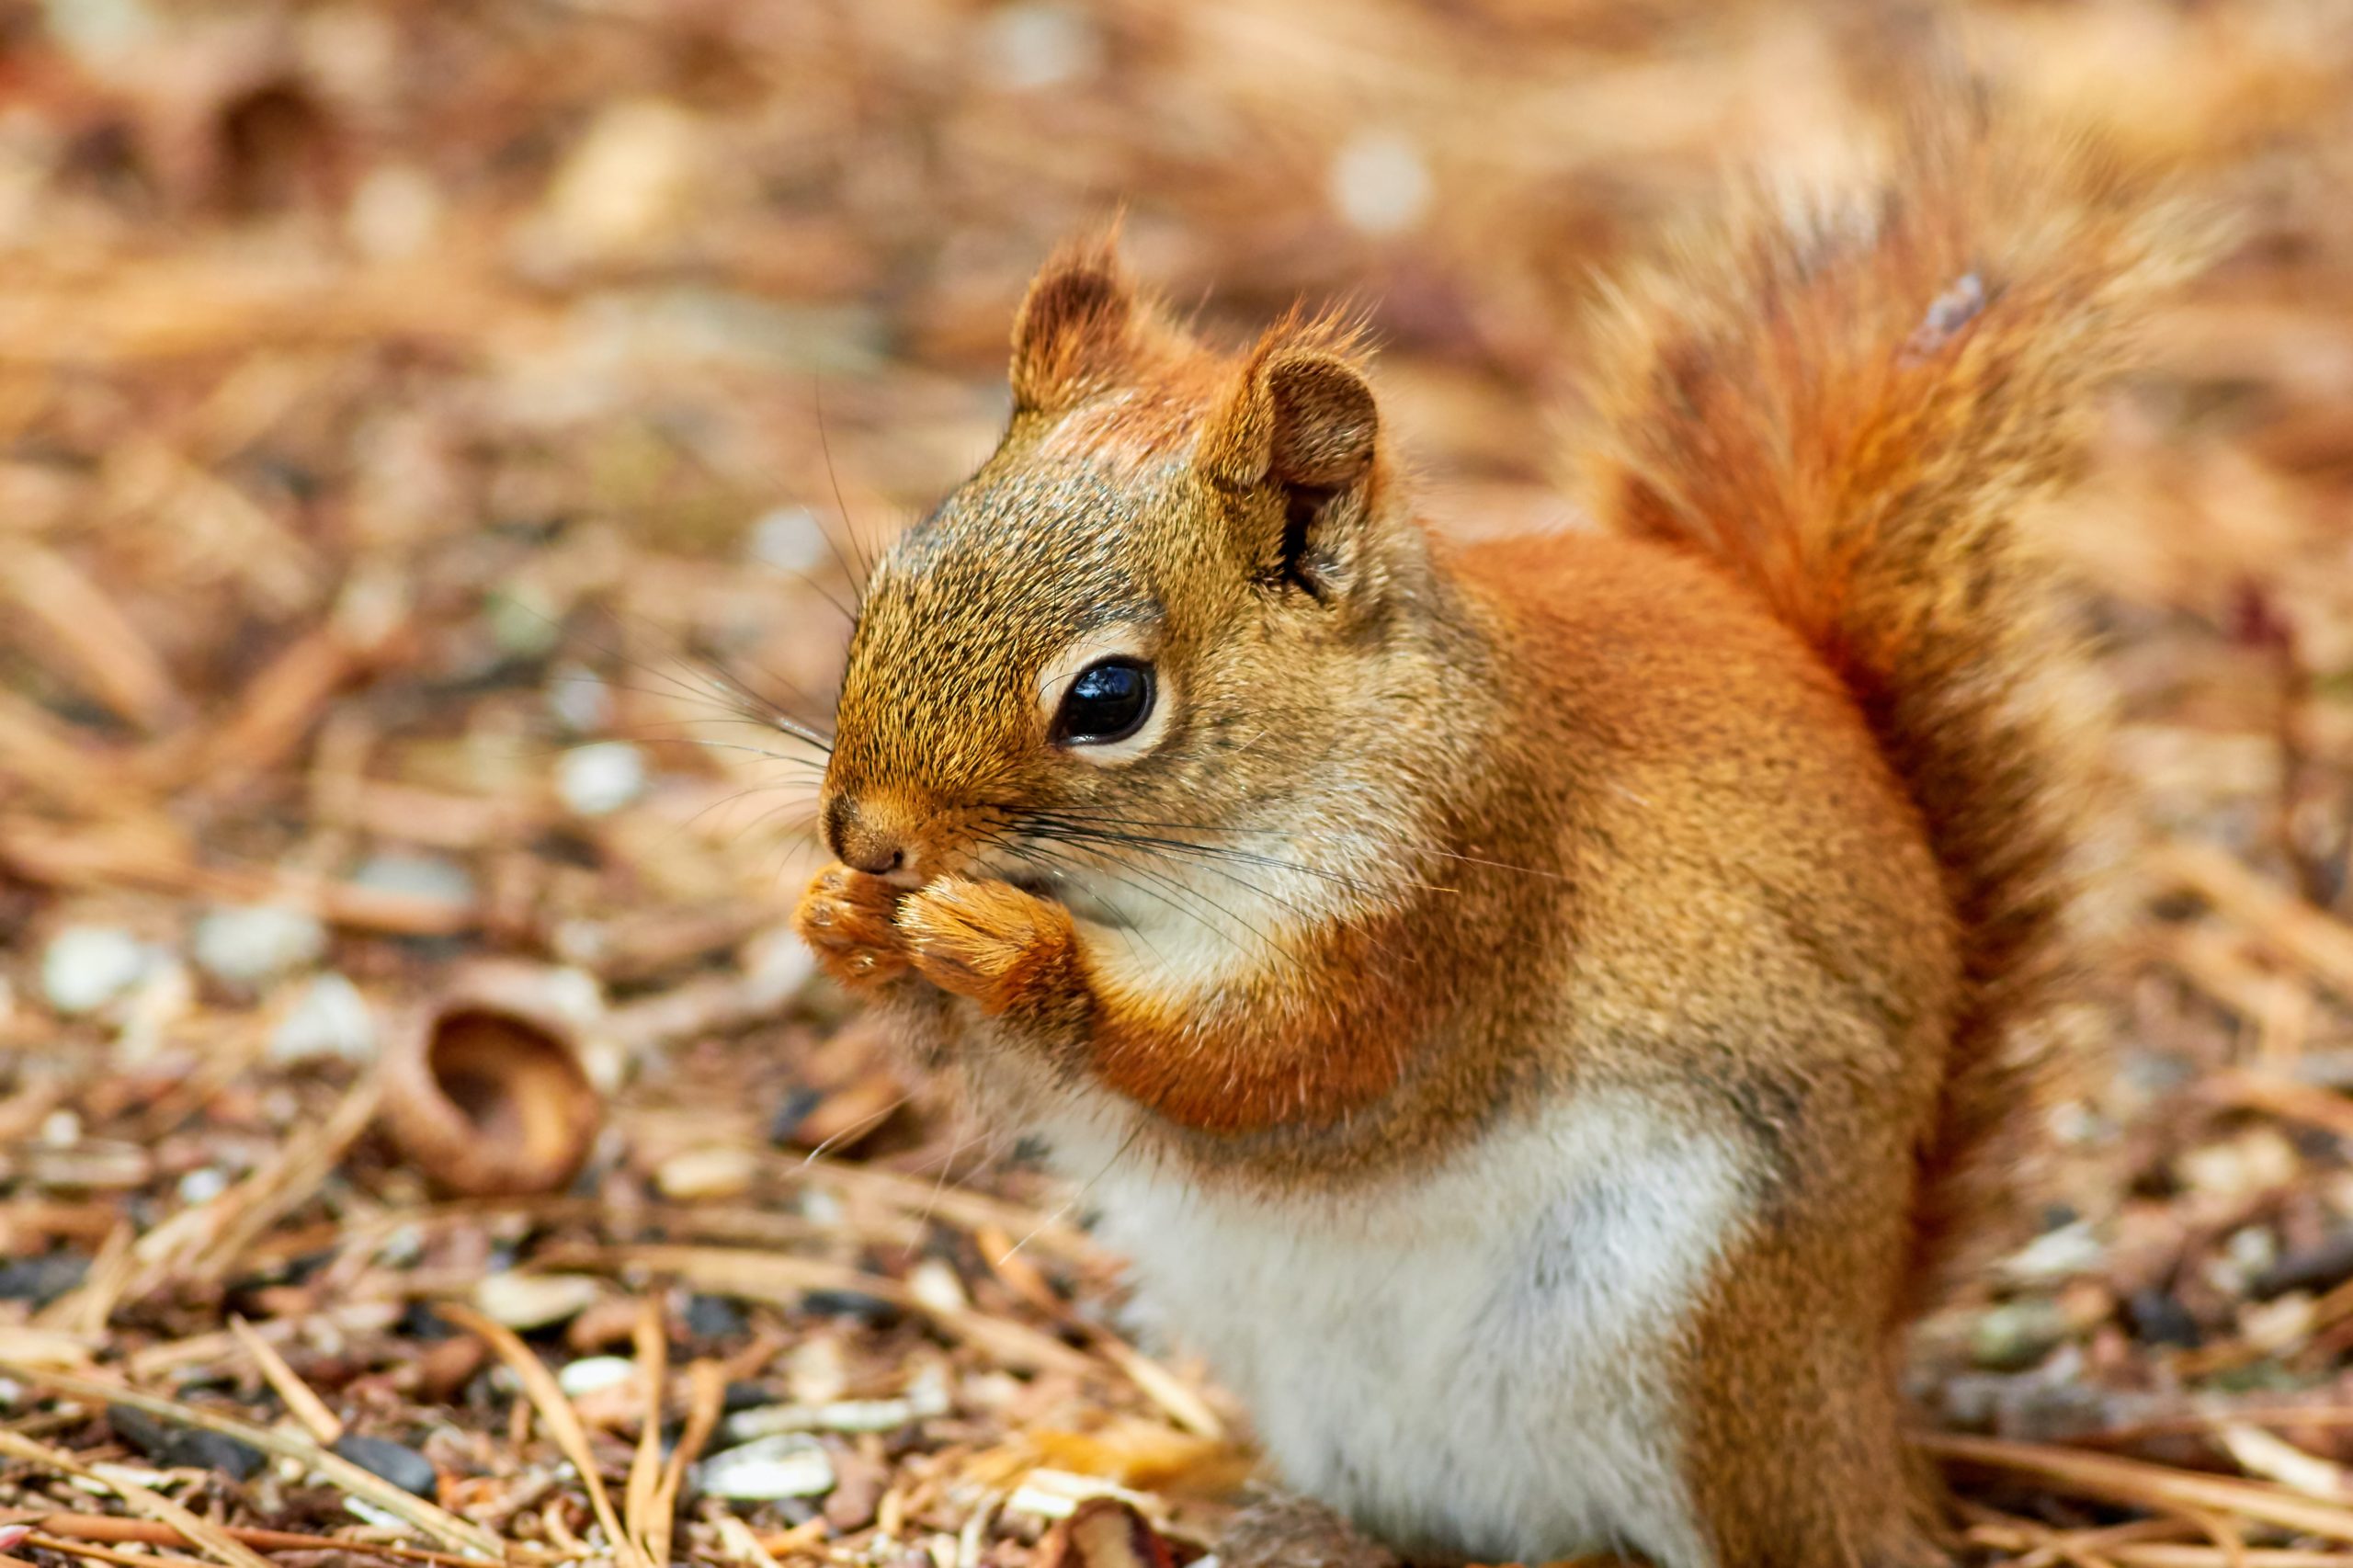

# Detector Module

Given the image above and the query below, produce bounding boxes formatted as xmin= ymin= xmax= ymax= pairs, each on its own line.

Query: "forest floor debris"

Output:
xmin=6 ymin=2 xmax=2353 ymax=1562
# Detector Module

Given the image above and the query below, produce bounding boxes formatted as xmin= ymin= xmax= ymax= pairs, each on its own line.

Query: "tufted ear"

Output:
xmin=1263 ymin=352 xmax=1378 ymax=491
xmin=1203 ymin=347 xmax=1383 ymax=597
xmin=1010 ymin=244 xmax=1142 ymax=415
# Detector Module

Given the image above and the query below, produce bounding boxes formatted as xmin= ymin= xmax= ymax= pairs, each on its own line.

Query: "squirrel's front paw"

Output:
xmin=896 ymin=876 xmax=1075 ymax=1015
xmin=794 ymin=863 xmax=909 ymax=992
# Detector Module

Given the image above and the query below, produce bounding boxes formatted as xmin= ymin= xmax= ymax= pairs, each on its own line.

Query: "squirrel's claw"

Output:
xmin=897 ymin=875 xmax=1074 ymax=1015
xmin=794 ymin=863 xmax=910 ymax=991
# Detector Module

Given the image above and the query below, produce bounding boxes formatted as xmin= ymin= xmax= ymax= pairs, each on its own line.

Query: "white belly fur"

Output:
xmin=1031 ymin=1089 xmax=1750 ymax=1568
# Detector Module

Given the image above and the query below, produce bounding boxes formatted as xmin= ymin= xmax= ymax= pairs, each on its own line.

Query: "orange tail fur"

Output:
xmin=1579 ymin=111 xmax=2210 ymax=1303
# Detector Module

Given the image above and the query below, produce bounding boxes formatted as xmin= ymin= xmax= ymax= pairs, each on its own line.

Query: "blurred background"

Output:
xmin=4 ymin=1 xmax=2353 ymax=1562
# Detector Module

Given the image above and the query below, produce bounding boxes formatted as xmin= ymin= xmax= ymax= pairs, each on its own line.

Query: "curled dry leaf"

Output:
xmin=379 ymin=962 xmax=607 ymax=1197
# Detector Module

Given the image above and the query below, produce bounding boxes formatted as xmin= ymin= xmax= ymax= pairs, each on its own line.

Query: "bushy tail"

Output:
xmin=1579 ymin=111 xmax=2207 ymax=1303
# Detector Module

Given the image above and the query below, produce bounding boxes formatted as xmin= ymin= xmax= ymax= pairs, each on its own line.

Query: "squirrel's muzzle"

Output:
xmin=824 ymin=792 xmax=917 ymax=880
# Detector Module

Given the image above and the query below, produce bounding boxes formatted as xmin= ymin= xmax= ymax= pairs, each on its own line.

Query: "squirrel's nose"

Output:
xmin=824 ymin=796 xmax=907 ymax=877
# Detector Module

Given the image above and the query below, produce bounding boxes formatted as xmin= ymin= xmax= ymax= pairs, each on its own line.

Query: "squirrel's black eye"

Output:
xmin=1055 ymin=657 xmax=1154 ymax=745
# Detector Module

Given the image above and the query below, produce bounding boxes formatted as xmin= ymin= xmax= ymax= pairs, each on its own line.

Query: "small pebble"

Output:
xmin=1970 ymin=1298 xmax=2072 ymax=1371
xmin=542 ymin=964 xmax=608 ymax=1023
xmin=696 ymin=1433 xmax=835 ymax=1501
xmin=332 ymin=1434 xmax=438 ymax=1498
xmin=269 ymin=972 xmax=379 ymax=1065
xmin=41 ymin=926 xmax=155 ymax=1015
xmin=2123 ymin=1289 xmax=2202 ymax=1348
xmin=2203 ymin=1225 xmax=2280 ymax=1299
xmin=2240 ymin=1291 xmax=2317 ymax=1356
xmin=556 ymin=741 xmax=647 ymax=816
xmin=798 ymin=1289 xmax=900 ymax=1328
xmin=473 ymin=1272 xmax=603 ymax=1331
xmin=685 ymin=1293 xmax=747 ymax=1339
xmin=907 ymin=1258 xmax=969 ymax=1315
xmin=720 ymin=1393 xmax=939 ymax=1443
xmin=108 ymin=1407 xmax=264 ymax=1482
xmin=2225 ymin=1223 xmax=2281 ymax=1281
xmin=173 ymin=1430 xmax=267 ymax=1482
xmin=2175 ymin=1127 xmax=2300 ymax=1200
xmin=191 ymin=903 xmax=328 ymax=990
xmin=813 ymin=1393 xmax=941 ymax=1431
xmin=177 ymin=1166 xmax=232 ymax=1205
xmin=655 ymin=1144 xmax=756 ymax=1201
xmin=556 ymin=1356 xmax=639 ymax=1398
xmin=0 ymin=1254 xmax=90 ymax=1306
xmin=1997 ymin=1219 xmax=2104 ymax=1285
xmin=352 ymin=853 xmax=477 ymax=906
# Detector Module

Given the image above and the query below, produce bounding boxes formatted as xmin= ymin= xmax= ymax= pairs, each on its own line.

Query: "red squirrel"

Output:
xmin=790 ymin=119 xmax=2198 ymax=1566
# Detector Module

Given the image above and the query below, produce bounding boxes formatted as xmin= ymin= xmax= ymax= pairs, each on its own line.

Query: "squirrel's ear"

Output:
xmin=1204 ymin=347 xmax=1383 ymax=596
xmin=1265 ymin=352 xmax=1378 ymax=491
xmin=1204 ymin=348 xmax=1380 ymax=491
xmin=1010 ymin=247 xmax=1141 ymax=415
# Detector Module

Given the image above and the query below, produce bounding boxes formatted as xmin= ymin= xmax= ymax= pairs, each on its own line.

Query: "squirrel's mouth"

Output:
xmin=962 ymin=848 xmax=1054 ymax=901
xmin=1003 ymin=869 xmax=1056 ymax=899
xmin=981 ymin=856 xmax=1134 ymax=930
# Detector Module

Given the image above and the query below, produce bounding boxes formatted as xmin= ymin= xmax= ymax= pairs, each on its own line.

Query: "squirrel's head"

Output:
xmin=820 ymin=241 xmax=1451 ymax=949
